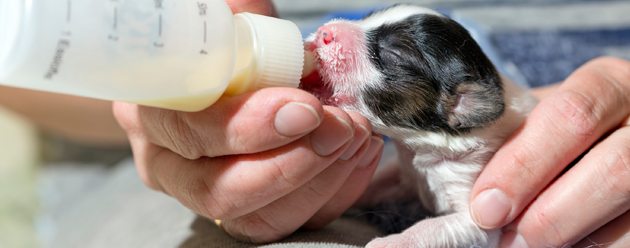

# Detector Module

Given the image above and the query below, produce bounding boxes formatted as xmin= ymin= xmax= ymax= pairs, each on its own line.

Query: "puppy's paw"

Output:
xmin=365 ymin=234 xmax=413 ymax=248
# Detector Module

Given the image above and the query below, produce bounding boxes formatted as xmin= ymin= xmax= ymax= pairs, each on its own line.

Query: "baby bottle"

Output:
xmin=0 ymin=0 xmax=304 ymax=111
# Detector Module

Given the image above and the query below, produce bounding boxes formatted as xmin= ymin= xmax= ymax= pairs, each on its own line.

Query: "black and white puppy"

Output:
xmin=300 ymin=5 xmax=539 ymax=248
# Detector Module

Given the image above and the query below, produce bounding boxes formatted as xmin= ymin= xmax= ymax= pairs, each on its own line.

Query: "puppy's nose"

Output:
xmin=317 ymin=26 xmax=335 ymax=45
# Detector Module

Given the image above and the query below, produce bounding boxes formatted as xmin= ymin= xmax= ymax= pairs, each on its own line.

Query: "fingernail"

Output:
xmin=499 ymin=231 xmax=529 ymax=248
xmin=358 ymin=136 xmax=384 ymax=167
xmin=275 ymin=103 xmax=321 ymax=136
xmin=311 ymin=116 xmax=353 ymax=156
xmin=339 ymin=124 xmax=370 ymax=160
xmin=471 ymin=188 xmax=512 ymax=229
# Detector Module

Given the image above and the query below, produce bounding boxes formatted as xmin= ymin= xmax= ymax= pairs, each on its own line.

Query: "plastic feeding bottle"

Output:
xmin=0 ymin=0 xmax=304 ymax=111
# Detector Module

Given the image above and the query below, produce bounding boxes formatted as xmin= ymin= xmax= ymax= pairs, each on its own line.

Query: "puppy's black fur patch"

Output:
xmin=363 ymin=12 xmax=505 ymax=134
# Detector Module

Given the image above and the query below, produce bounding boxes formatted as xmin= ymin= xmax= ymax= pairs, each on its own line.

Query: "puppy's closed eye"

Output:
xmin=303 ymin=4 xmax=538 ymax=248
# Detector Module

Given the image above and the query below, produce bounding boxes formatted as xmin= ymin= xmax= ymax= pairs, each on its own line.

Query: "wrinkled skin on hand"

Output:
xmin=470 ymin=57 xmax=630 ymax=247
xmin=113 ymin=1 xmax=384 ymax=243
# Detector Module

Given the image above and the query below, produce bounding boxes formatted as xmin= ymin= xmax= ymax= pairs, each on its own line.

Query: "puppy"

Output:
xmin=300 ymin=5 xmax=538 ymax=248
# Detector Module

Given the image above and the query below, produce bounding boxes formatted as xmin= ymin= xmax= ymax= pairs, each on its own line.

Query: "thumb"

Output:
xmin=224 ymin=0 xmax=278 ymax=17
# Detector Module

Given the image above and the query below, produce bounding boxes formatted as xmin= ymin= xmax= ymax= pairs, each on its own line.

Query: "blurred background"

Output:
xmin=1 ymin=0 xmax=630 ymax=247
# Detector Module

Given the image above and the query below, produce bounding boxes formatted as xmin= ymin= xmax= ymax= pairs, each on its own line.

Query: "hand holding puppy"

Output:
xmin=471 ymin=57 xmax=630 ymax=247
xmin=113 ymin=0 xmax=384 ymax=243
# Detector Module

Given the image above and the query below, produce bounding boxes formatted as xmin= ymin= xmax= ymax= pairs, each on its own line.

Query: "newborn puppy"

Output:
xmin=301 ymin=5 xmax=538 ymax=248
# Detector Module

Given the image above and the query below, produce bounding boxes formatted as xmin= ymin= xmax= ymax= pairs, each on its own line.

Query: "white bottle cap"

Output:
xmin=0 ymin=1 xmax=24 ymax=77
xmin=235 ymin=13 xmax=304 ymax=90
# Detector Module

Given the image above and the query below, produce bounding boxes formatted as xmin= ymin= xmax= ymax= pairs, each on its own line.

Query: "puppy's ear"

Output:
xmin=444 ymin=81 xmax=505 ymax=130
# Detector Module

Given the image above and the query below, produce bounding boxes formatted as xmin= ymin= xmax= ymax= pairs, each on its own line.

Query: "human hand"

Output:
xmin=469 ymin=57 xmax=630 ymax=247
xmin=114 ymin=88 xmax=383 ymax=243
xmin=112 ymin=1 xmax=384 ymax=244
xmin=223 ymin=0 xmax=278 ymax=17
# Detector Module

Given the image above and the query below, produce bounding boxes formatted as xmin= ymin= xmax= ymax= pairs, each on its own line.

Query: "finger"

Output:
xmin=470 ymin=57 xmax=630 ymax=230
xmin=224 ymin=0 xmax=278 ymax=17
xmin=221 ymin=137 xmax=381 ymax=243
xmin=530 ymin=82 xmax=560 ymax=100
xmin=136 ymin=88 xmax=324 ymax=159
xmin=113 ymin=102 xmax=163 ymax=190
xmin=573 ymin=209 xmax=630 ymax=248
xmin=137 ymin=106 xmax=357 ymax=221
xmin=221 ymin=151 xmax=360 ymax=243
xmin=500 ymin=126 xmax=630 ymax=247
xmin=302 ymin=135 xmax=383 ymax=229
xmin=303 ymin=113 xmax=384 ymax=229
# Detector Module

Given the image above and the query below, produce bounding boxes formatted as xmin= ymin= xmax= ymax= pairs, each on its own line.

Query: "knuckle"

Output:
xmin=203 ymin=196 xmax=237 ymax=221
xmin=529 ymin=208 xmax=568 ymax=247
xmin=502 ymin=140 xmax=541 ymax=192
xmin=599 ymin=139 xmax=630 ymax=198
xmin=303 ymin=181 xmax=332 ymax=200
xmin=230 ymin=213 xmax=284 ymax=244
xmin=200 ymin=200 xmax=231 ymax=220
xmin=551 ymin=90 xmax=599 ymax=141
xmin=223 ymin=115 xmax=277 ymax=156
xmin=159 ymin=112 xmax=205 ymax=159
xmin=227 ymin=123 xmax=256 ymax=154
xmin=188 ymin=175 xmax=236 ymax=220
xmin=266 ymin=158 xmax=302 ymax=191
xmin=185 ymin=113 xmax=232 ymax=158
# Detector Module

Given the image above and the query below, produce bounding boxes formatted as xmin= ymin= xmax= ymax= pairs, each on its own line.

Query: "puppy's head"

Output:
xmin=301 ymin=5 xmax=505 ymax=136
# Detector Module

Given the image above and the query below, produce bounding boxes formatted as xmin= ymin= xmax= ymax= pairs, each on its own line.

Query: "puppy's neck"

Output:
xmin=391 ymin=76 xmax=536 ymax=166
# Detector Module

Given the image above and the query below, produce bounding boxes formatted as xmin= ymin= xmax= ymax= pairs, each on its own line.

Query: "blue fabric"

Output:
xmin=493 ymin=28 xmax=630 ymax=87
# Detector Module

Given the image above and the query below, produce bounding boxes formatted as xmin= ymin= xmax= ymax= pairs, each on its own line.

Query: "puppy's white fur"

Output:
xmin=361 ymin=76 xmax=537 ymax=248
xmin=307 ymin=5 xmax=539 ymax=247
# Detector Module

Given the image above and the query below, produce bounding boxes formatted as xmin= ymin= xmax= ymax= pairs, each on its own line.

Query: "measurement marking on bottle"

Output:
xmin=155 ymin=0 xmax=163 ymax=9
xmin=198 ymin=2 xmax=207 ymax=16
xmin=159 ymin=14 xmax=163 ymax=37
xmin=66 ymin=0 xmax=72 ymax=22
xmin=45 ymin=39 xmax=71 ymax=80
xmin=204 ymin=21 xmax=207 ymax=43
xmin=114 ymin=7 xmax=118 ymax=29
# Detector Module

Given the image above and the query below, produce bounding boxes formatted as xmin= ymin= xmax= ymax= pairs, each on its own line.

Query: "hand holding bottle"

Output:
xmin=113 ymin=0 xmax=384 ymax=243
